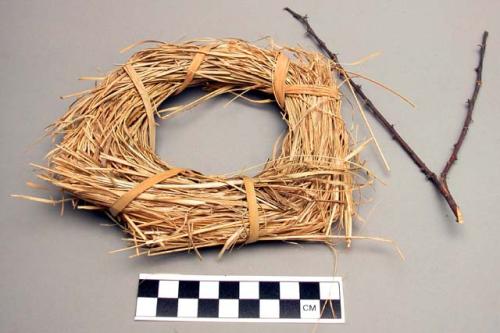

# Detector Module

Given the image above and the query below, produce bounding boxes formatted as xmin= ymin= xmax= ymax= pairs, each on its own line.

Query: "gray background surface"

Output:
xmin=1 ymin=1 xmax=499 ymax=332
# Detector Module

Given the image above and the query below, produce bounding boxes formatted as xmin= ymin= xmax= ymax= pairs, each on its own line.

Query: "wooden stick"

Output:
xmin=284 ymin=7 xmax=489 ymax=223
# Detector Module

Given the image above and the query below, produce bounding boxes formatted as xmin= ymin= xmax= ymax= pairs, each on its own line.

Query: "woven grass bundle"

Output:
xmin=26 ymin=39 xmax=373 ymax=257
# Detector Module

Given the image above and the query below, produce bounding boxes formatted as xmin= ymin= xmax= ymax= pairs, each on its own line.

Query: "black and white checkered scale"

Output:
xmin=135 ymin=274 xmax=344 ymax=323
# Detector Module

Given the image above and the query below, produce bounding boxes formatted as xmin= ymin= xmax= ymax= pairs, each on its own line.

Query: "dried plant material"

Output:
xmin=285 ymin=7 xmax=489 ymax=224
xmin=22 ymin=39 xmax=375 ymax=257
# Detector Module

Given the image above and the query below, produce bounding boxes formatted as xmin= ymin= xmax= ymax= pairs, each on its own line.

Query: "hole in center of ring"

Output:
xmin=156 ymin=87 xmax=287 ymax=177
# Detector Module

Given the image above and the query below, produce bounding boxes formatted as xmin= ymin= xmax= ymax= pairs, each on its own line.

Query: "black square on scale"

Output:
xmin=299 ymin=282 xmax=320 ymax=299
xmin=320 ymin=299 xmax=336 ymax=318
xmin=137 ymin=279 xmax=159 ymax=298
xmin=219 ymin=281 xmax=239 ymax=299
xmin=279 ymin=300 xmax=300 ymax=318
xmin=178 ymin=280 xmax=199 ymax=298
xmin=156 ymin=298 xmax=178 ymax=317
xmin=259 ymin=281 xmax=280 ymax=299
xmin=320 ymin=299 xmax=341 ymax=319
xmin=239 ymin=299 xmax=259 ymax=318
xmin=198 ymin=299 xmax=219 ymax=318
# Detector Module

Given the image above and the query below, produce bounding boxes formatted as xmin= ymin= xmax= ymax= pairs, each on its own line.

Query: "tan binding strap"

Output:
xmin=110 ymin=168 xmax=184 ymax=216
xmin=243 ymin=177 xmax=259 ymax=244
xmin=124 ymin=63 xmax=157 ymax=152
xmin=176 ymin=45 xmax=213 ymax=95
xmin=285 ymin=84 xmax=339 ymax=99
xmin=272 ymin=53 xmax=290 ymax=108
xmin=272 ymin=52 xmax=339 ymax=108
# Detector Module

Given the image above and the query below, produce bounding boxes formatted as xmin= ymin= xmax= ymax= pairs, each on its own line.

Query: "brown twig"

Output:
xmin=284 ymin=7 xmax=488 ymax=224
xmin=441 ymin=31 xmax=488 ymax=179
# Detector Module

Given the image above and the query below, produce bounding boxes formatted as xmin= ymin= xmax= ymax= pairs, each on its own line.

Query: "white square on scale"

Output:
xmin=300 ymin=300 xmax=320 ymax=319
xmin=136 ymin=297 xmax=157 ymax=317
xmin=239 ymin=281 xmax=259 ymax=299
xmin=219 ymin=299 xmax=239 ymax=318
xmin=279 ymin=281 xmax=300 ymax=299
xmin=259 ymin=299 xmax=280 ymax=318
xmin=319 ymin=282 xmax=340 ymax=300
xmin=158 ymin=280 xmax=179 ymax=298
xmin=199 ymin=281 xmax=219 ymax=299
xmin=178 ymin=298 xmax=198 ymax=317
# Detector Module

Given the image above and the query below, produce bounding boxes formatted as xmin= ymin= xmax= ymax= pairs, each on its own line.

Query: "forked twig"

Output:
xmin=284 ymin=7 xmax=489 ymax=223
